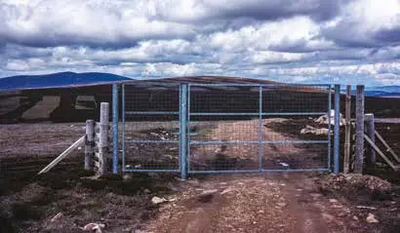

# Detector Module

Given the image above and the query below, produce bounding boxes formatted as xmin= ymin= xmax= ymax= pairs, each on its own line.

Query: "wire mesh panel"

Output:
xmin=122 ymin=83 xmax=180 ymax=172
xmin=187 ymin=83 xmax=332 ymax=173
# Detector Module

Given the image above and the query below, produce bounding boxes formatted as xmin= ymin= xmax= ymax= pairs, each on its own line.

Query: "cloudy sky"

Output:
xmin=0 ymin=0 xmax=400 ymax=85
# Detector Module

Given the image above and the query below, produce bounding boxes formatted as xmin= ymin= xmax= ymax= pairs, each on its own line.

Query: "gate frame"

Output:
xmin=114 ymin=83 xmax=341 ymax=179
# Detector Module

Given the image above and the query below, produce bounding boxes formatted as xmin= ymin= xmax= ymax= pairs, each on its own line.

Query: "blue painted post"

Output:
xmin=327 ymin=85 xmax=332 ymax=170
xmin=333 ymin=84 xmax=341 ymax=174
xmin=121 ymin=84 xmax=125 ymax=171
xmin=179 ymin=84 xmax=188 ymax=179
xmin=112 ymin=84 xmax=119 ymax=174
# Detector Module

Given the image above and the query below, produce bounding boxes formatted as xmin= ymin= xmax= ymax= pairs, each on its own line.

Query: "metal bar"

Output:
xmin=327 ymin=85 xmax=332 ymax=171
xmin=179 ymin=84 xmax=188 ymax=179
xmin=123 ymin=169 xmax=180 ymax=173
xmin=172 ymin=120 xmax=199 ymax=124
xmin=188 ymin=83 xmax=332 ymax=87
xmin=333 ymin=84 xmax=340 ymax=174
xmin=112 ymin=84 xmax=119 ymax=174
xmin=189 ymin=112 xmax=327 ymax=116
xmin=188 ymin=168 xmax=330 ymax=174
xmin=190 ymin=140 xmax=329 ymax=145
xmin=344 ymin=85 xmax=351 ymax=173
xmin=171 ymin=132 xmax=198 ymax=136
xmin=122 ymin=84 xmax=126 ymax=173
xmin=187 ymin=84 xmax=191 ymax=172
xmin=125 ymin=140 xmax=179 ymax=144
xmin=354 ymin=85 xmax=365 ymax=174
xmin=125 ymin=111 xmax=179 ymax=115
xmin=258 ymin=86 xmax=263 ymax=171
xmin=38 ymin=136 xmax=85 ymax=174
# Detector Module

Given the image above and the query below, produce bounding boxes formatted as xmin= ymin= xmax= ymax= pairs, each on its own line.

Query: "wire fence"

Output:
xmin=0 ymin=123 xmax=86 ymax=175
xmin=187 ymin=84 xmax=331 ymax=173
xmin=122 ymin=83 xmax=180 ymax=172
xmin=121 ymin=83 xmax=333 ymax=174
xmin=0 ymin=85 xmax=112 ymax=176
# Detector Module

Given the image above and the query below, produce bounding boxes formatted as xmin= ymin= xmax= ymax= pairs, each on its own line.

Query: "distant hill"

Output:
xmin=363 ymin=86 xmax=400 ymax=97
xmin=0 ymin=72 xmax=132 ymax=91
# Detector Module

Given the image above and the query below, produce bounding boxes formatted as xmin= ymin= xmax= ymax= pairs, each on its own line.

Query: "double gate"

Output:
xmin=115 ymin=83 xmax=340 ymax=179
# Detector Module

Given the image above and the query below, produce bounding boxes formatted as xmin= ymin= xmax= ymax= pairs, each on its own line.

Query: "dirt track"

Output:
xmin=145 ymin=173 xmax=400 ymax=233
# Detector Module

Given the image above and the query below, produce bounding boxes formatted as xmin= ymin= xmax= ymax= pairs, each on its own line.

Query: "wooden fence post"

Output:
xmin=365 ymin=113 xmax=376 ymax=165
xmin=344 ymin=85 xmax=351 ymax=173
xmin=98 ymin=102 xmax=109 ymax=175
xmin=354 ymin=85 xmax=365 ymax=173
xmin=85 ymin=119 xmax=95 ymax=170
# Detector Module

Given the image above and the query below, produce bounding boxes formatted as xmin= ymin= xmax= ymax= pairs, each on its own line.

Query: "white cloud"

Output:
xmin=321 ymin=0 xmax=400 ymax=46
xmin=0 ymin=0 xmax=194 ymax=47
xmin=208 ymin=16 xmax=332 ymax=52
xmin=0 ymin=0 xmax=400 ymax=86
xmin=252 ymin=51 xmax=308 ymax=64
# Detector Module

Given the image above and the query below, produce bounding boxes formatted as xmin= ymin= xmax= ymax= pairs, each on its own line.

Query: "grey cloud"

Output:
xmin=216 ymin=0 xmax=342 ymax=22
xmin=1 ymin=0 xmax=400 ymax=86
xmin=0 ymin=1 xmax=195 ymax=49
xmin=374 ymin=27 xmax=400 ymax=44
xmin=0 ymin=0 xmax=346 ymax=49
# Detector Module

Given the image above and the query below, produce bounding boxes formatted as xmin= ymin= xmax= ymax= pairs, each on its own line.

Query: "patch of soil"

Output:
xmin=0 ymin=167 xmax=179 ymax=233
xmin=316 ymin=173 xmax=400 ymax=233
xmin=317 ymin=174 xmax=392 ymax=202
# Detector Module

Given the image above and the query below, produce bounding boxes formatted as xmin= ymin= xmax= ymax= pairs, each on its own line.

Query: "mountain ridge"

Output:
xmin=0 ymin=72 xmax=132 ymax=90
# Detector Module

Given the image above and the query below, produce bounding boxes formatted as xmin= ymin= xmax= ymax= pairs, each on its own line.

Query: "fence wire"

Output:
xmin=122 ymin=83 xmax=180 ymax=172
xmin=187 ymin=84 xmax=331 ymax=173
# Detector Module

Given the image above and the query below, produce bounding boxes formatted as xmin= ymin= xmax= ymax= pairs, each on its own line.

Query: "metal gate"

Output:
xmin=116 ymin=83 xmax=340 ymax=179
xmin=186 ymin=83 xmax=332 ymax=174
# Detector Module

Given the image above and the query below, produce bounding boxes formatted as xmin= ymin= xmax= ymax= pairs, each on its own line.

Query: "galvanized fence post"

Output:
xmin=333 ymin=85 xmax=341 ymax=174
xmin=179 ymin=84 xmax=188 ymax=179
xmin=121 ymin=84 xmax=125 ymax=172
xmin=112 ymin=84 xmax=119 ymax=174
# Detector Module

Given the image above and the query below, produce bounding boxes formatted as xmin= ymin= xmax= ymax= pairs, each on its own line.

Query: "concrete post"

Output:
xmin=354 ymin=85 xmax=365 ymax=174
xmin=85 ymin=119 xmax=94 ymax=170
xmin=343 ymin=85 xmax=351 ymax=173
xmin=99 ymin=102 xmax=109 ymax=175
